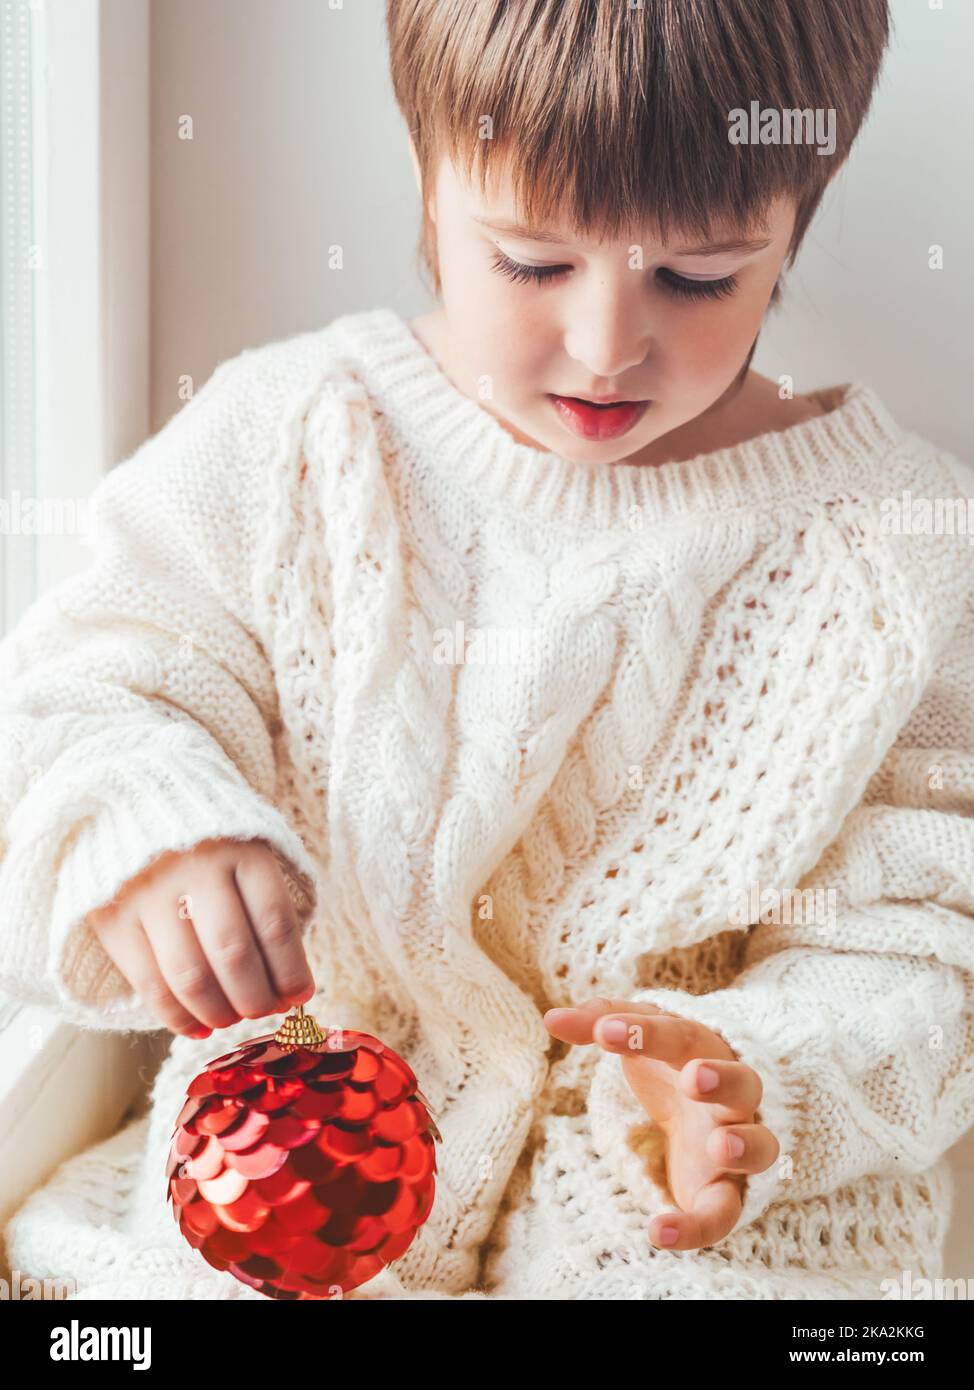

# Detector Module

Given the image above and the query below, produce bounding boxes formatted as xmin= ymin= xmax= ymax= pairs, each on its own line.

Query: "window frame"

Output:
xmin=1 ymin=0 xmax=150 ymax=632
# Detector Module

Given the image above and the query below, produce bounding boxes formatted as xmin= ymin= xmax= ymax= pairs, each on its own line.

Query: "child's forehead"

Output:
xmin=444 ymin=154 xmax=789 ymax=255
xmin=439 ymin=151 xmax=787 ymax=253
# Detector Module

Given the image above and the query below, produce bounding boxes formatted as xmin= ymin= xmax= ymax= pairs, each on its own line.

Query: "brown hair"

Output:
xmin=386 ymin=0 xmax=892 ymax=315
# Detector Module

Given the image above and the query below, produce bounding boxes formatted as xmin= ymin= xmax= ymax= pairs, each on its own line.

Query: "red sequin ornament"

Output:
xmin=166 ymin=1006 xmax=440 ymax=1299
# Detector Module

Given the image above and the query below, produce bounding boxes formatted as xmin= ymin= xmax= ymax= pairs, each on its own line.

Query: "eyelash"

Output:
xmin=488 ymin=249 xmax=739 ymax=301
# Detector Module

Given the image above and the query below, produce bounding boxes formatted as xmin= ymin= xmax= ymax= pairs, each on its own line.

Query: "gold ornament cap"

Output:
xmin=273 ymin=1004 xmax=325 ymax=1047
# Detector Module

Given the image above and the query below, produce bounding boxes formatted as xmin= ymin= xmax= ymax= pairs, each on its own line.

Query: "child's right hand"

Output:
xmin=85 ymin=837 xmax=316 ymax=1038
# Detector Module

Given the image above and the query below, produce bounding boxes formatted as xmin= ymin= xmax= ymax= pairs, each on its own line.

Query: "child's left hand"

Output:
xmin=543 ymin=996 xmax=780 ymax=1252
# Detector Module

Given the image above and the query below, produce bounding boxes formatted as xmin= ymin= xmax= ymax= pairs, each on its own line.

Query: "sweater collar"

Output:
xmin=333 ymin=305 xmax=905 ymax=532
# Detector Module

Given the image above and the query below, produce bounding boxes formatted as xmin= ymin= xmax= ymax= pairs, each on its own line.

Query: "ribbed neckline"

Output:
xmin=331 ymin=305 xmax=906 ymax=532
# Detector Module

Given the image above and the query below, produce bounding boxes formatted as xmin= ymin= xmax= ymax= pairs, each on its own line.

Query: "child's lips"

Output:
xmin=548 ymin=394 xmax=651 ymax=441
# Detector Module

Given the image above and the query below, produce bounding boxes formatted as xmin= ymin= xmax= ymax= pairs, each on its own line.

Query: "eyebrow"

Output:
xmin=473 ymin=216 xmax=772 ymax=257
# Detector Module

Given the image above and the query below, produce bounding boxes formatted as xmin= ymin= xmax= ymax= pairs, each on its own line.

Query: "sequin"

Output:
xmin=196 ymin=1100 xmax=247 ymax=1136
xmin=372 ymin=1100 xmax=420 ymax=1143
xmin=263 ymin=1114 xmax=321 ymax=1149
xmin=213 ymin=1187 xmax=272 ymax=1233
xmin=318 ymin=1123 xmax=372 ymax=1162
xmin=223 ymin=1142 xmax=290 ymax=1181
xmin=197 ymin=1166 xmax=249 ymax=1206
xmin=217 ymin=1109 xmax=271 ymax=1153
xmin=185 ymin=1135 xmax=227 ymax=1182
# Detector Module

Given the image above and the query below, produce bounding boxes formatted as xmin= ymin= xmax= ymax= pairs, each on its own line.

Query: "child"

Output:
xmin=2 ymin=0 xmax=973 ymax=1301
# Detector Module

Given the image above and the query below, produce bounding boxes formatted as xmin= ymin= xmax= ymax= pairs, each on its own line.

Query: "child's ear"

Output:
xmin=407 ymin=136 xmax=437 ymax=228
xmin=407 ymin=134 xmax=422 ymax=192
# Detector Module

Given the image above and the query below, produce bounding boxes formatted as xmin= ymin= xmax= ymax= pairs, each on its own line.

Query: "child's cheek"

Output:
xmin=676 ymin=297 xmax=761 ymax=381
xmin=456 ymin=305 xmax=551 ymax=403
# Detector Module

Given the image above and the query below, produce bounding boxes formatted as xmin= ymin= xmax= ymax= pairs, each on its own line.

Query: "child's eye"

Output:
xmin=656 ymin=267 xmax=739 ymax=301
xmin=489 ymin=249 xmax=569 ymax=287
xmin=488 ymin=250 xmax=738 ymax=301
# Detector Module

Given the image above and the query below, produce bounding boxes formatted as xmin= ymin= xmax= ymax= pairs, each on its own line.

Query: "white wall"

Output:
xmin=151 ymin=0 xmax=972 ymax=462
xmin=150 ymin=0 xmax=409 ymax=433
xmin=758 ymin=0 xmax=974 ymax=461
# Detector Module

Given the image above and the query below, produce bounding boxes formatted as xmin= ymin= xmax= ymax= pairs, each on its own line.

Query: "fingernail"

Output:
xmin=598 ymin=1019 xmax=627 ymax=1045
xmin=658 ymin=1224 xmax=679 ymax=1246
xmin=697 ymin=1065 xmax=719 ymax=1092
xmin=727 ymin=1133 xmax=745 ymax=1158
xmin=189 ymin=1028 xmax=211 ymax=1040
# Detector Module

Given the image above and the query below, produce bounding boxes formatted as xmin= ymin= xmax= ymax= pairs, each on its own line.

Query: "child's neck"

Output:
xmin=629 ymin=370 xmax=831 ymax=468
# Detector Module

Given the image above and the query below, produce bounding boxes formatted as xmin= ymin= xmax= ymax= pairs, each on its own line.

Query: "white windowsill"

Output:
xmin=0 ymin=995 xmax=163 ymax=1278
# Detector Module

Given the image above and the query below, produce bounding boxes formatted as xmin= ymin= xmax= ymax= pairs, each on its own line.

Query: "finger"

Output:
xmin=93 ymin=913 xmax=212 ymax=1038
xmin=140 ymin=899 xmax=239 ymax=1032
xmin=543 ymin=996 xmax=666 ymax=1045
xmin=184 ymin=872 xmax=282 ymax=1021
xmin=650 ymin=1177 xmax=743 ymax=1252
xmin=233 ymin=850 xmax=315 ymax=1006
xmin=680 ymin=1057 xmax=764 ymax=1112
xmin=706 ymin=1122 xmax=781 ymax=1176
xmin=590 ymin=1010 xmax=706 ymax=1068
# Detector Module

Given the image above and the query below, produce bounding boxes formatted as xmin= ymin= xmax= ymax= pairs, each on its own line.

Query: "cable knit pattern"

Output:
xmin=2 ymin=306 xmax=973 ymax=1300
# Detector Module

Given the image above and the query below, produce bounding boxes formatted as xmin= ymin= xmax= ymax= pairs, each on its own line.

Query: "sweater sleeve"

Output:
xmin=587 ymin=590 xmax=974 ymax=1237
xmin=0 ymin=354 xmax=321 ymax=1032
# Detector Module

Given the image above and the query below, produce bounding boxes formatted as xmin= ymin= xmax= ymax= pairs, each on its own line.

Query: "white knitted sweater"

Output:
xmin=2 ymin=307 xmax=973 ymax=1301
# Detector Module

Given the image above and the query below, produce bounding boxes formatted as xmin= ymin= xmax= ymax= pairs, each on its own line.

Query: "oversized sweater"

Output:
xmin=2 ymin=306 xmax=974 ymax=1301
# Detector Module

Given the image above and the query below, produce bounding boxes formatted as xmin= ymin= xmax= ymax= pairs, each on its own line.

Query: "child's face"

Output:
xmin=412 ymin=147 xmax=801 ymax=465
